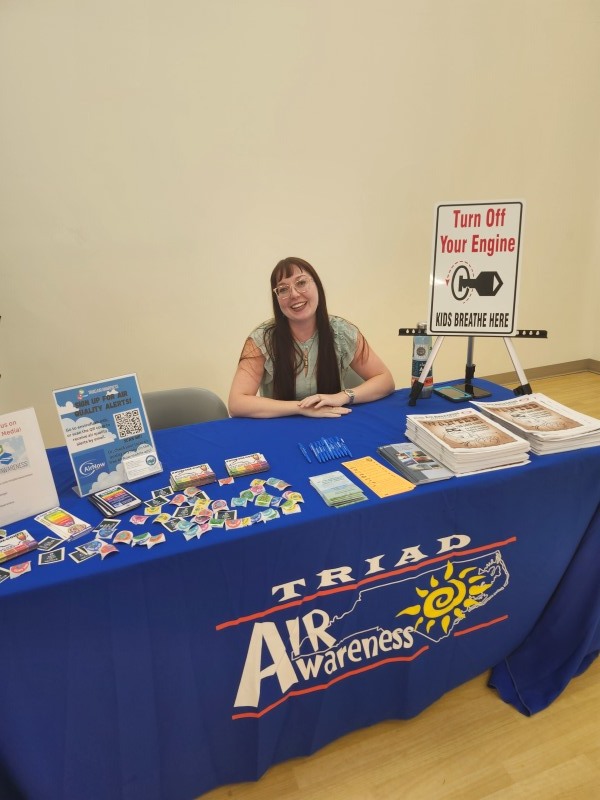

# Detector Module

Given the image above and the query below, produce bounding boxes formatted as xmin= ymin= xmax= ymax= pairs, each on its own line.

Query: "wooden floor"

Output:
xmin=200 ymin=372 xmax=600 ymax=800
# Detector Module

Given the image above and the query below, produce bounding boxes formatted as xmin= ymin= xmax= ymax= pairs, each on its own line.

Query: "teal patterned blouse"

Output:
xmin=248 ymin=315 xmax=359 ymax=400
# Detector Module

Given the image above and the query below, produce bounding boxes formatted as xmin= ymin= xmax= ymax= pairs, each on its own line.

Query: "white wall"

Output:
xmin=1 ymin=1 xmax=599 ymax=446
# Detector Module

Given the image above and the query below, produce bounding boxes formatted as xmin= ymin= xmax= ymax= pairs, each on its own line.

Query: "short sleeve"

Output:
xmin=248 ymin=321 xmax=275 ymax=397
xmin=330 ymin=316 xmax=359 ymax=374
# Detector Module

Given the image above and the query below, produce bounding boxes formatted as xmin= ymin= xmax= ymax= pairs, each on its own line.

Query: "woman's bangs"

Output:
xmin=273 ymin=260 xmax=305 ymax=286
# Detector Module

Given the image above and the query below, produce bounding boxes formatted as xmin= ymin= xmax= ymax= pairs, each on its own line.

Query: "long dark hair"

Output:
xmin=266 ymin=257 xmax=342 ymax=400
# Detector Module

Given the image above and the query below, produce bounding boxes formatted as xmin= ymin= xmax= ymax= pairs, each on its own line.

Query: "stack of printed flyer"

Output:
xmin=377 ymin=443 xmax=454 ymax=484
xmin=309 ymin=471 xmax=368 ymax=507
xmin=405 ymin=407 xmax=530 ymax=475
xmin=471 ymin=393 xmax=600 ymax=455
xmin=0 ymin=530 xmax=38 ymax=564
xmin=224 ymin=453 xmax=270 ymax=478
xmin=88 ymin=485 xmax=142 ymax=517
xmin=169 ymin=463 xmax=216 ymax=491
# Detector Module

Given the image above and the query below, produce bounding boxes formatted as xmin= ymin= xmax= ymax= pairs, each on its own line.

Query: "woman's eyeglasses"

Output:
xmin=273 ymin=276 xmax=313 ymax=299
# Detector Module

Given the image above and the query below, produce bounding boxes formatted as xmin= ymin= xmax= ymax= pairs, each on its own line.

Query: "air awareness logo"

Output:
xmin=0 ymin=437 xmax=29 ymax=469
xmin=0 ymin=444 xmax=11 ymax=465
xmin=218 ymin=533 xmax=513 ymax=718
xmin=396 ymin=555 xmax=507 ymax=640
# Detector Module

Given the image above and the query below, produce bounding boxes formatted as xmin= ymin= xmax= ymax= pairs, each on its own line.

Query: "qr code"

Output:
xmin=114 ymin=409 xmax=145 ymax=439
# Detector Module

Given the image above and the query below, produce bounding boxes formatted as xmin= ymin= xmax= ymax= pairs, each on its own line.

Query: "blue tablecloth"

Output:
xmin=1 ymin=382 xmax=599 ymax=800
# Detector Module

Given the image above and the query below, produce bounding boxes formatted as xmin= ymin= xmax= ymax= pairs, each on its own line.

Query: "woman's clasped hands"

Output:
xmin=297 ymin=393 xmax=352 ymax=417
xmin=298 ymin=393 xmax=352 ymax=417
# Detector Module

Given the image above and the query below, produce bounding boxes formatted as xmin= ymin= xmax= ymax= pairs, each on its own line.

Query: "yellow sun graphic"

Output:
xmin=396 ymin=560 xmax=493 ymax=637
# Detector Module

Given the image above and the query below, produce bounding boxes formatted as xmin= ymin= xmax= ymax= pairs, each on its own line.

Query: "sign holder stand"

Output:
xmin=405 ymin=198 xmax=546 ymax=406
xmin=399 ymin=328 xmax=547 ymax=406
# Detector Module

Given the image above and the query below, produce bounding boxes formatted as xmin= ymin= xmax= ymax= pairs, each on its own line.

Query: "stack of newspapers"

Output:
xmin=405 ymin=407 xmax=530 ymax=475
xmin=309 ymin=470 xmax=368 ymax=507
xmin=471 ymin=393 xmax=600 ymax=455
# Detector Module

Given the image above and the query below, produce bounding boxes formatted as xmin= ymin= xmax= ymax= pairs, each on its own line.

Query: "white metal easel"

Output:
xmin=398 ymin=329 xmax=547 ymax=406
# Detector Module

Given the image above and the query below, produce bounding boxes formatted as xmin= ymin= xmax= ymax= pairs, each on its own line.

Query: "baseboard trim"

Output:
xmin=484 ymin=359 xmax=600 ymax=385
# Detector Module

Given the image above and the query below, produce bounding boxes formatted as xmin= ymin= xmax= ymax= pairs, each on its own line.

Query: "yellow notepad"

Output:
xmin=341 ymin=456 xmax=416 ymax=498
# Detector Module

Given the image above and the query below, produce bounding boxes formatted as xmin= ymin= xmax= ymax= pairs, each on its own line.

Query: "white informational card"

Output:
xmin=34 ymin=507 xmax=93 ymax=541
xmin=53 ymin=373 xmax=162 ymax=497
xmin=0 ymin=407 xmax=59 ymax=527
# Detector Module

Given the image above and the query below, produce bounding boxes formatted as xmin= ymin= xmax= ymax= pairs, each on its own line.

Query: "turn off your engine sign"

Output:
xmin=429 ymin=201 xmax=523 ymax=336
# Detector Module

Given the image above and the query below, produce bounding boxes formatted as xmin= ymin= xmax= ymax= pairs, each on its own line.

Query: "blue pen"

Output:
xmin=310 ymin=442 xmax=322 ymax=463
xmin=321 ymin=438 xmax=335 ymax=461
xmin=298 ymin=443 xmax=312 ymax=463
xmin=325 ymin=436 xmax=340 ymax=458
xmin=332 ymin=437 xmax=344 ymax=458
xmin=340 ymin=437 xmax=352 ymax=457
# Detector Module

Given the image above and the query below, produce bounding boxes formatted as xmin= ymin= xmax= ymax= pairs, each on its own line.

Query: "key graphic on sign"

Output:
xmin=451 ymin=266 xmax=503 ymax=302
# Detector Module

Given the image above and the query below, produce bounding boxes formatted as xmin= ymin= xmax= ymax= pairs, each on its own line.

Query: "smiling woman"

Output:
xmin=227 ymin=257 xmax=395 ymax=419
